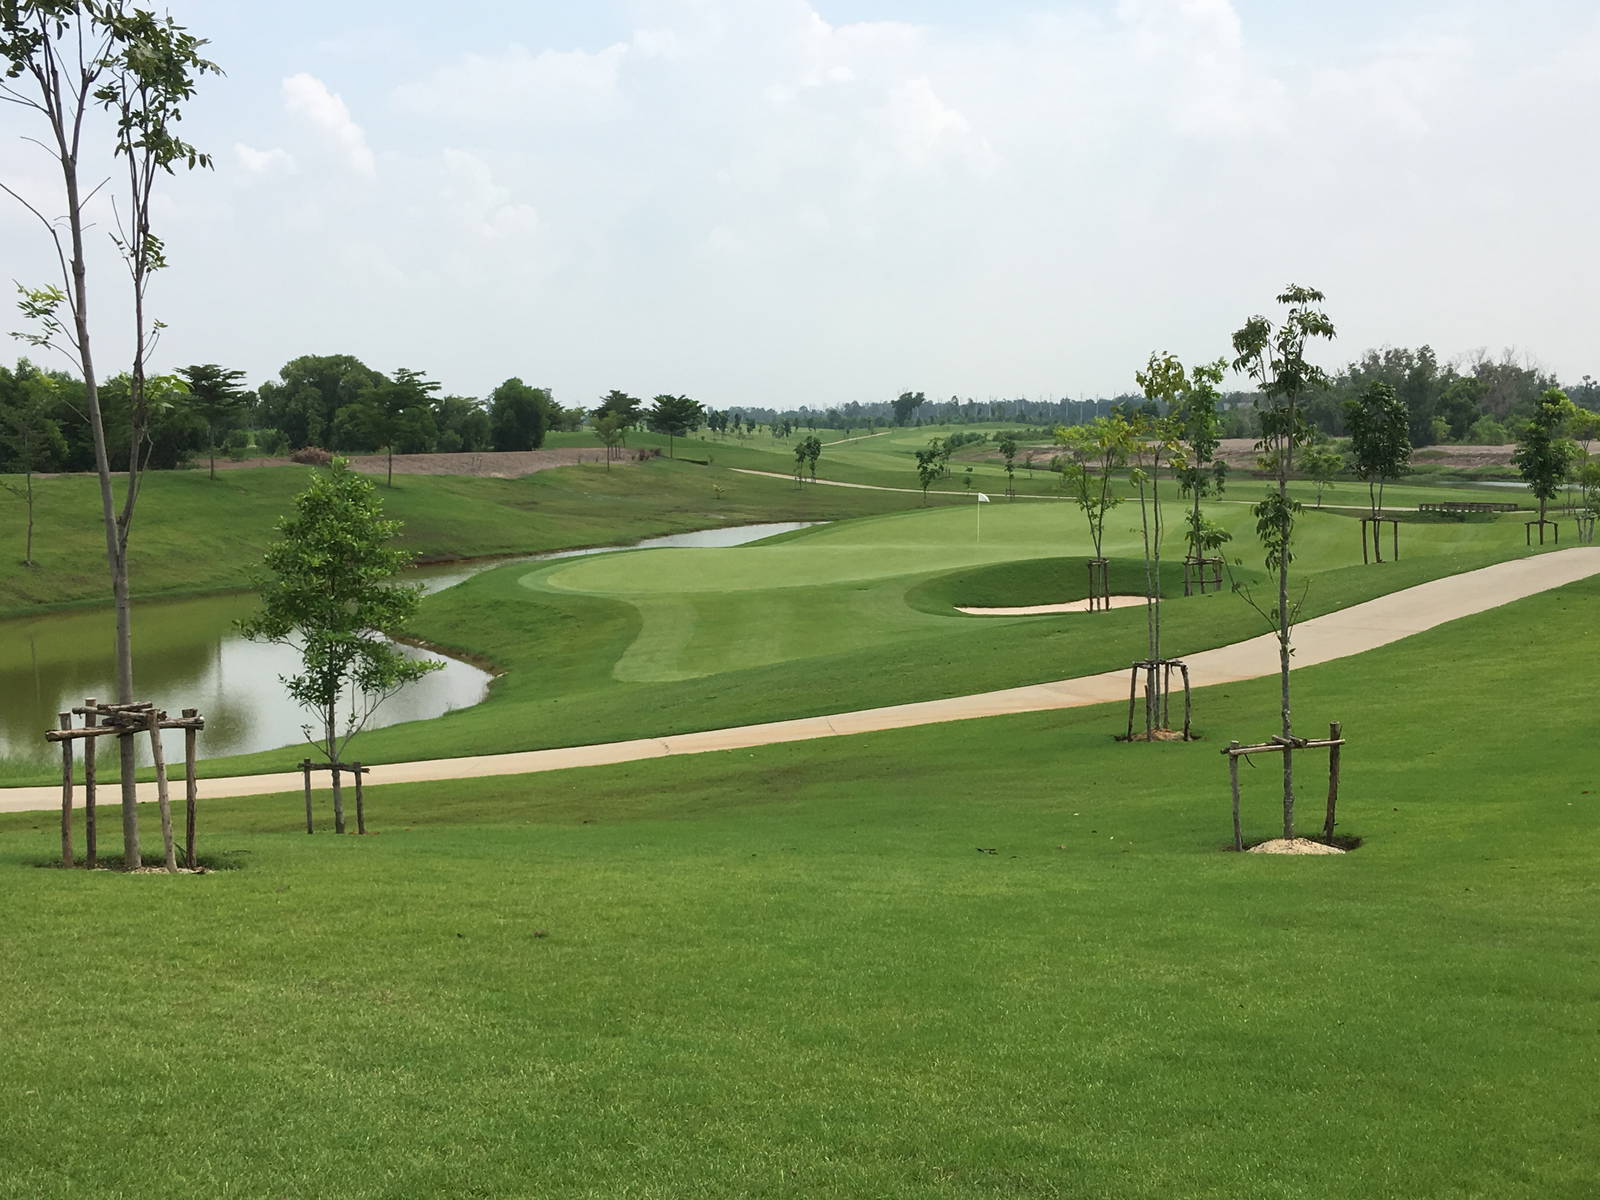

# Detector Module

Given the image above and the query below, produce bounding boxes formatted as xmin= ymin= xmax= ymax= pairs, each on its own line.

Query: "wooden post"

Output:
xmin=302 ymin=759 xmax=314 ymax=834
xmin=1228 ymin=742 xmax=1242 ymax=851
xmin=1323 ymin=721 xmax=1342 ymax=841
xmin=59 ymin=710 xmax=74 ymax=869
xmin=354 ymin=763 xmax=366 ymax=836
xmin=145 ymin=713 xmax=178 ymax=876
xmin=84 ymin=699 xmax=97 ymax=869
xmin=1179 ymin=663 xmax=1192 ymax=742
xmin=1124 ymin=664 xmax=1139 ymax=740
xmin=1360 ymin=521 xmax=1369 ymax=564
xmin=332 ymin=764 xmax=346 ymax=835
xmin=147 ymin=712 xmax=179 ymax=874
xmin=183 ymin=708 xmax=198 ymax=870
xmin=1391 ymin=521 xmax=1399 ymax=562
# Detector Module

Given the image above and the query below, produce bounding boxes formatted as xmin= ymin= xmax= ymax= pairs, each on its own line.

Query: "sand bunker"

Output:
xmin=956 ymin=595 xmax=1147 ymax=616
xmin=1246 ymin=838 xmax=1345 ymax=856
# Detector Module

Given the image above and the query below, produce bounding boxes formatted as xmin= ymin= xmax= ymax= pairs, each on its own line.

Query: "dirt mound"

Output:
xmin=1247 ymin=838 xmax=1345 ymax=856
xmin=219 ymin=447 xmax=632 ymax=479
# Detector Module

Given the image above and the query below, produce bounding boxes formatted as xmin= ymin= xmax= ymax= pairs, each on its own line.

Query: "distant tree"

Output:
xmin=1230 ymin=284 xmax=1337 ymax=840
xmin=178 ymin=363 xmax=248 ymax=480
xmin=1466 ymin=414 xmax=1508 ymax=445
xmin=1299 ymin=443 xmax=1344 ymax=508
xmin=1345 ymin=380 xmax=1411 ymax=527
xmin=913 ymin=438 xmax=949 ymax=504
xmin=360 ymin=368 xmax=440 ymax=486
xmin=1513 ymin=388 xmax=1579 ymax=531
xmin=892 ymin=390 xmax=927 ymax=426
xmin=1129 ymin=354 xmax=1187 ymax=734
xmin=646 ymin=393 xmax=703 ymax=458
xmin=998 ymin=435 xmax=1018 ymax=498
xmin=594 ymin=412 xmax=625 ymax=469
xmin=489 ymin=378 xmax=549 ymax=452
xmin=0 ymin=367 xmax=64 ymax=565
xmin=1172 ymin=359 xmax=1231 ymax=572
xmin=804 ymin=435 xmax=822 ymax=481
xmin=793 ymin=439 xmax=807 ymax=486
xmin=239 ymin=460 xmax=442 ymax=833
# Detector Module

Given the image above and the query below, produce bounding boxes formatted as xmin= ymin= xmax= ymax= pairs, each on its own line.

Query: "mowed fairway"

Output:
xmin=151 ymin=494 xmax=1558 ymax=782
xmin=2 ymin=574 xmax=1596 ymax=1199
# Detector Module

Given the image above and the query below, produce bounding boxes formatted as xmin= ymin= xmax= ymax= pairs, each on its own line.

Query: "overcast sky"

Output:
xmin=3 ymin=0 xmax=1597 ymax=408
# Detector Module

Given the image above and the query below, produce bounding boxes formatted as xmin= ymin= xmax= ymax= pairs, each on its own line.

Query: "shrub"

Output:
xmin=256 ymin=428 xmax=289 ymax=456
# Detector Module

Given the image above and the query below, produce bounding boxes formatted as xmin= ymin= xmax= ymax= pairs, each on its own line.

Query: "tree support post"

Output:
xmin=1086 ymin=558 xmax=1110 ymax=613
xmin=146 ymin=712 xmax=179 ymax=874
xmin=1360 ymin=517 xmax=1399 ymax=564
xmin=183 ymin=709 xmax=199 ymax=869
xmin=354 ymin=763 xmax=366 ymax=836
xmin=1525 ymin=519 xmax=1559 ymax=546
xmin=59 ymin=711 xmax=74 ymax=869
xmin=84 ymin=699 xmax=98 ymax=870
xmin=1183 ymin=555 xmax=1223 ymax=596
xmin=1323 ymin=721 xmax=1342 ymax=841
xmin=332 ymin=765 xmax=346 ymax=835
xmin=302 ymin=759 xmax=314 ymax=834
xmin=1228 ymin=741 xmax=1243 ymax=851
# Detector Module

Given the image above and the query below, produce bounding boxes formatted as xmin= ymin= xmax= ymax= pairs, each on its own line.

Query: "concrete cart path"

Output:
xmin=3 ymin=548 xmax=1596 ymax=814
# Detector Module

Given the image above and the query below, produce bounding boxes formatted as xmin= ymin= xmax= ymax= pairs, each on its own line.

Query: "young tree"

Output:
xmin=239 ymin=460 xmax=442 ymax=832
xmin=1299 ymin=442 xmax=1344 ymax=509
xmin=1513 ymin=388 xmax=1579 ymax=534
xmin=998 ymin=435 xmax=1018 ymax=498
xmin=178 ymin=362 xmax=246 ymax=480
xmin=1345 ymin=380 xmax=1411 ymax=559
xmin=793 ymin=439 xmax=807 ymax=486
xmin=1172 ymin=360 xmax=1230 ymax=580
xmin=1230 ymin=284 xmax=1336 ymax=840
xmin=804 ymin=435 xmax=822 ymax=481
xmin=4 ymin=1 xmax=219 ymax=868
xmin=913 ymin=438 xmax=949 ymax=504
xmin=1054 ymin=416 xmax=1132 ymax=569
xmin=1128 ymin=353 xmax=1188 ymax=734
xmin=593 ymin=389 xmax=641 ymax=444
xmin=646 ymin=393 xmax=703 ymax=458
xmin=0 ymin=366 xmax=63 ymax=564
xmin=891 ymin=390 xmax=926 ymax=426
xmin=363 ymin=367 xmax=440 ymax=486
xmin=594 ymin=411 xmax=625 ymax=468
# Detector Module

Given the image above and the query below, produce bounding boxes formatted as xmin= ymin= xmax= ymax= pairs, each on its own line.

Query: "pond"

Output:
xmin=0 ymin=522 xmax=818 ymax=768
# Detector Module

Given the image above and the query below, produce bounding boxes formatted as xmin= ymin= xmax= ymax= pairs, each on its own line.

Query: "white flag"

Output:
xmin=977 ymin=493 xmax=990 ymax=503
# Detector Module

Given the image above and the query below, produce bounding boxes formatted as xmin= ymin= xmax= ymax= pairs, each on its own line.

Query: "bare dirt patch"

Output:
xmin=957 ymin=595 xmax=1146 ymax=615
xmin=218 ymin=448 xmax=637 ymax=479
xmin=1246 ymin=838 xmax=1345 ymax=856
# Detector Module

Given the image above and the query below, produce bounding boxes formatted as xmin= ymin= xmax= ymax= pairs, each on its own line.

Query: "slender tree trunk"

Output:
xmin=1278 ymin=412 xmax=1295 ymax=838
xmin=24 ymin=468 xmax=34 ymax=566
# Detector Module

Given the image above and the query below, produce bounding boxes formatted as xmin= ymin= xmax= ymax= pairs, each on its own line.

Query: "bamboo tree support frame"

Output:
xmin=44 ymin=701 xmax=204 ymax=870
xmin=1525 ymin=519 xmax=1559 ymax=546
xmin=298 ymin=760 xmax=373 ymax=834
xmin=1359 ymin=517 xmax=1400 ymax=564
xmin=1221 ymin=722 xmax=1347 ymax=850
xmin=1577 ymin=515 xmax=1595 ymax=544
xmin=1122 ymin=659 xmax=1193 ymax=741
xmin=1182 ymin=555 xmax=1224 ymax=596
xmin=1085 ymin=558 xmax=1111 ymax=612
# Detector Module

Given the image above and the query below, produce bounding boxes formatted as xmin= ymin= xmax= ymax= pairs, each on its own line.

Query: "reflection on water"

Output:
xmin=0 ymin=592 xmax=491 ymax=766
xmin=0 ymin=522 xmax=820 ymax=767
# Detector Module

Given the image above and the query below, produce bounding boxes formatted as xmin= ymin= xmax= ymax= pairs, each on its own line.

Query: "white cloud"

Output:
xmin=233 ymin=142 xmax=296 ymax=176
xmin=441 ymin=149 xmax=538 ymax=240
xmin=393 ymin=43 xmax=628 ymax=123
xmin=282 ymin=73 xmax=376 ymax=177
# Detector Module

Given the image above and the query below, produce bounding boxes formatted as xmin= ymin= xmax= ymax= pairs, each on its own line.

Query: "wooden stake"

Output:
xmin=354 ymin=762 xmax=366 ymax=836
xmin=146 ymin=712 xmax=178 ymax=874
xmin=302 ymin=759 xmax=314 ymax=834
xmin=1228 ymin=741 xmax=1243 ymax=851
xmin=58 ymin=710 xmax=74 ymax=869
xmin=1179 ymin=663 xmax=1192 ymax=742
xmin=84 ymin=698 xmax=97 ymax=869
xmin=332 ymin=764 xmax=346 ymax=835
xmin=183 ymin=709 xmax=198 ymax=870
xmin=1324 ymin=720 xmax=1342 ymax=841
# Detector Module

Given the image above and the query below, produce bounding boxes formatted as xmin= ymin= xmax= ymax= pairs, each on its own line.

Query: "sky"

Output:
xmin=2 ymin=0 xmax=1597 ymax=409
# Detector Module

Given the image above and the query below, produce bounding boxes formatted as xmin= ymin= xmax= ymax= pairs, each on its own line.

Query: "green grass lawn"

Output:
xmin=0 ymin=458 xmax=952 ymax=618
xmin=3 ymin=573 xmax=1595 ymax=1198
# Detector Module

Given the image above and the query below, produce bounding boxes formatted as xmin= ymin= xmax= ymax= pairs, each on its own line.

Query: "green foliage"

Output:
xmin=1512 ymin=389 xmax=1579 ymax=520
xmin=489 ymin=377 xmax=549 ymax=452
xmin=645 ymin=394 xmax=703 ymax=457
xmin=1053 ymin=416 xmax=1131 ymax=558
xmin=238 ymin=460 xmax=441 ymax=763
xmin=1344 ymin=380 xmax=1412 ymax=517
xmin=891 ymin=390 xmax=926 ymax=425
xmin=912 ymin=438 xmax=950 ymax=503
xmin=1298 ymin=443 xmax=1344 ymax=507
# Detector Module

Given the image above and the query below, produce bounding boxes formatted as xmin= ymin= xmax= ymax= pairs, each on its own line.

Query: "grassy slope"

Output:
xmin=0 ymin=458 xmax=935 ymax=617
xmin=177 ymin=497 xmax=1548 ymax=780
xmin=2 ymin=576 xmax=1596 ymax=1199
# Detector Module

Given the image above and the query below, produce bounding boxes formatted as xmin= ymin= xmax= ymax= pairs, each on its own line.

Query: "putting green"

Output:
xmin=517 ymin=500 xmax=1526 ymax=683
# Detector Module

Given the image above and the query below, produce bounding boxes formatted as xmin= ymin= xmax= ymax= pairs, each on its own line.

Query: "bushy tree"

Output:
xmin=913 ymin=438 xmax=949 ymax=504
xmin=1172 ymin=359 xmax=1231 ymax=572
xmin=239 ymin=460 xmax=441 ymax=831
xmin=0 ymin=365 xmax=64 ymax=564
xmin=1513 ymin=389 xmax=1579 ymax=530
xmin=178 ymin=363 xmax=247 ymax=479
xmin=489 ymin=378 xmax=549 ymax=452
xmin=646 ymin=393 xmax=703 ymax=458
xmin=1345 ymin=380 xmax=1411 ymax=524
xmin=1053 ymin=416 xmax=1131 ymax=563
xmin=1299 ymin=443 xmax=1344 ymax=508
